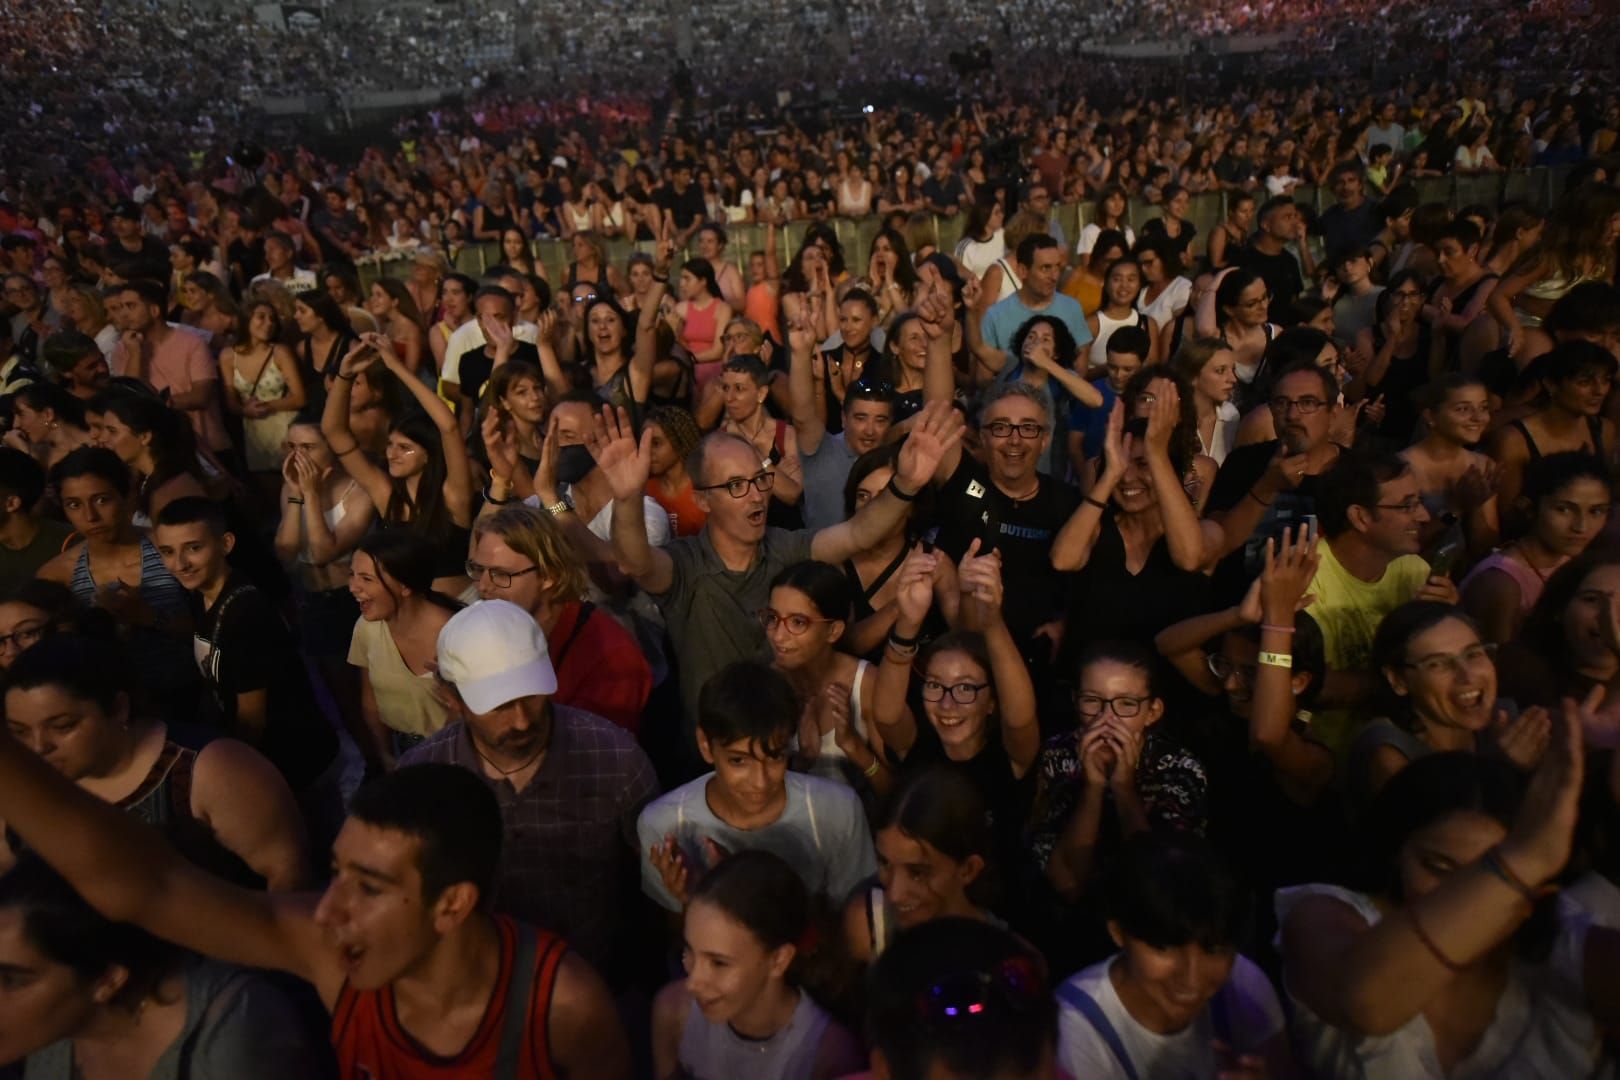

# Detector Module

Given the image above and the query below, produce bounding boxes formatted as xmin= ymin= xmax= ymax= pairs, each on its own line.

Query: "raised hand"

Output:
xmin=290 ymin=447 xmax=323 ymax=497
xmin=1265 ymin=443 xmax=1312 ymax=491
xmin=1327 ymin=398 xmax=1365 ymax=449
xmin=337 ymin=338 xmax=378 ymax=378
xmin=1143 ymin=376 xmax=1179 ymax=457
xmin=958 ymin=538 xmax=1005 ymax=617
xmin=895 ymin=544 xmax=940 ymax=627
xmin=360 ymin=331 xmax=403 ymax=369
xmin=534 ymin=414 xmax=564 ymax=499
xmin=482 ymin=407 xmax=520 ymax=483
xmin=1080 ymin=723 xmax=1117 ymax=786
xmin=1099 ymin=398 xmax=1128 ymax=481
xmin=1490 ymin=705 xmax=1552 ymax=772
xmin=787 ymin=312 xmax=816 ymax=355
xmin=1260 ymin=527 xmax=1320 ymax=622
xmin=1453 ymin=461 xmax=1498 ymax=511
xmin=1498 ymin=690 xmax=1591 ymax=887
xmin=895 ymin=401 xmax=965 ymax=493
xmin=583 ymin=405 xmax=651 ymax=501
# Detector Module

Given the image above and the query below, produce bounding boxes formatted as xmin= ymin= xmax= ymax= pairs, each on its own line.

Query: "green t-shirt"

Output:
xmin=0 ymin=518 xmax=70 ymax=596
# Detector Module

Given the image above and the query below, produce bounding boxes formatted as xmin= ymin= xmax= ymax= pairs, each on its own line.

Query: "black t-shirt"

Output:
xmin=189 ymin=573 xmax=336 ymax=789
xmin=802 ymin=189 xmax=834 ymax=217
xmin=931 ymin=456 xmax=1080 ymax=648
xmin=1059 ymin=512 xmax=1211 ymax=670
xmin=1317 ymin=201 xmax=1381 ymax=264
xmin=1214 ymin=156 xmax=1255 ymax=188
xmin=898 ymin=720 xmax=1034 ymax=881
xmin=227 ymin=237 xmax=266 ymax=286
xmin=922 ymin=174 xmax=967 ymax=211
xmin=108 ymin=236 xmax=171 ymax=284
xmin=460 ymin=341 xmax=540 ymax=407
xmin=1204 ymin=439 xmax=1323 ymax=603
xmin=1234 ymin=245 xmax=1304 ymax=324
xmin=1140 ymin=216 xmax=1199 ymax=268
xmin=660 ymin=183 xmax=706 ymax=232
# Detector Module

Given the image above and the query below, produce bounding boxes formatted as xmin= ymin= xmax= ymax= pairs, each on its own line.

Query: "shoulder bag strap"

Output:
xmin=549 ymin=601 xmax=595 ymax=669
xmin=494 ymin=923 xmax=541 ymax=1080
xmin=1054 ymin=982 xmax=1141 ymax=1080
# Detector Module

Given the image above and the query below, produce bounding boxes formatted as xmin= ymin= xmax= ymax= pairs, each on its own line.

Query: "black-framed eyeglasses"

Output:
xmin=699 ymin=471 xmax=775 ymax=498
xmin=921 ymin=679 xmax=990 ymax=704
xmin=0 ymin=622 xmax=48 ymax=652
xmin=465 ymin=559 xmax=541 ymax=589
xmin=756 ymin=608 xmax=836 ymax=635
xmin=1074 ymin=692 xmax=1150 ymax=717
xmin=1268 ymin=395 xmax=1328 ymax=415
xmin=1401 ymin=641 xmax=1496 ymax=677
xmin=1374 ymin=498 xmax=1424 ymax=515
xmin=984 ymin=420 xmax=1047 ymax=440
xmin=1207 ymin=654 xmax=1259 ymax=683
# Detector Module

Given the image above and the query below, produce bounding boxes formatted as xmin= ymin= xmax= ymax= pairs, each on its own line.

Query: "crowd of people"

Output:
xmin=4 ymin=3 xmax=1620 ymax=1077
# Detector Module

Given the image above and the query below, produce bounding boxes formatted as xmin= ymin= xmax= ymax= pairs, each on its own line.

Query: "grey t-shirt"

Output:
xmin=1332 ymin=286 xmax=1384 ymax=350
xmin=636 ymin=771 xmax=877 ymax=910
xmin=800 ymin=433 xmax=858 ymax=531
xmin=25 ymin=960 xmax=325 ymax=1080
xmin=657 ymin=527 xmax=816 ymax=732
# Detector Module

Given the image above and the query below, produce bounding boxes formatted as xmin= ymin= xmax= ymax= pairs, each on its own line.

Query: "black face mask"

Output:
xmin=554 ymin=444 xmax=595 ymax=485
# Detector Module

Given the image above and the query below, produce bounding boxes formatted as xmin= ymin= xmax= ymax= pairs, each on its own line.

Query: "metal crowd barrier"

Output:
xmin=356 ymin=164 xmax=1577 ymax=290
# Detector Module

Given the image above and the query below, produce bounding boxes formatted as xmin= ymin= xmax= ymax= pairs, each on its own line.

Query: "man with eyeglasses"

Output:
xmin=1206 ymin=361 xmax=1353 ymax=611
xmin=466 ymin=504 xmax=654 ymax=734
xmin=1234 ymin=197 xmax=1310 ymax=325
xmin=3 ymin=273 xmax=54 ymax=364
xmin=590 ymin=400 xmax=962 ymax=743
xmin=931 ymin=381 xmax=1080 ymax=666
xmin=1303 ymin=451 xmax=1459 ymax=755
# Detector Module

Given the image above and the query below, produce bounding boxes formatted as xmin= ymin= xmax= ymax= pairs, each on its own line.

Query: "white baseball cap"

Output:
xmin=436 ymin=600 xmax=558 ymax=715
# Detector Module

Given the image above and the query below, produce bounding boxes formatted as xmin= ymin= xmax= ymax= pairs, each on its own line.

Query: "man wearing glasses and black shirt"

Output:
xmin=930 ymin=382 xmax=1081 ymax=668
xmin=1205 ymin=363 xmax=1343 ymax=603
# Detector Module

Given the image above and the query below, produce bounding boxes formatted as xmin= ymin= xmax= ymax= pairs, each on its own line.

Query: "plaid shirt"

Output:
xmin=401 ymin=705 xmax=659 ymax=972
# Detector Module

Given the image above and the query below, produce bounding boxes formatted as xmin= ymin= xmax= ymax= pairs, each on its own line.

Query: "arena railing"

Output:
xmin=355 ymin=164 xmax=1576 ymax=290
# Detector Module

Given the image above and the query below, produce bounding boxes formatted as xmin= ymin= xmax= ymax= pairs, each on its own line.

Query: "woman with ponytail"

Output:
xmin=651 ymin=850 xmax=864 ymax=1080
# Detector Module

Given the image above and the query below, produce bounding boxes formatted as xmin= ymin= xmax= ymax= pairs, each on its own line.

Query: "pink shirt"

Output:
xmin=111 ymin=327 xmax=231 ymax=452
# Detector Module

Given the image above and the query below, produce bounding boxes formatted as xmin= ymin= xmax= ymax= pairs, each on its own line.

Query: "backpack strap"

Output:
xmin=1055 ymin=981 xmax=1141 ymax=1080
xmin=494 ymin=923 xmax=540 ymax=1080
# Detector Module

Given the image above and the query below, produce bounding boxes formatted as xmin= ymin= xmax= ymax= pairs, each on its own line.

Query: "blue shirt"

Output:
xmin=1068 ymin=378 xmax=1118 ymax=461
xmin=981 ymin=292 xmax=1092 ymax=356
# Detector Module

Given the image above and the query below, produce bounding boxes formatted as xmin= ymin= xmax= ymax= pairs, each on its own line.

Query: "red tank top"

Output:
xmin=330 ymin=916 xmax=565 ymax=1079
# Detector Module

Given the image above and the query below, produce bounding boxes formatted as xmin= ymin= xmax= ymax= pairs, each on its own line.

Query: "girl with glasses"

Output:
xmin=1351 ymin=601 xmax=1546 ymax=807
xmin=872 ymin=542 xmax=1038 ymax=878
xmin=1031 ymin=640 xmax=1205 ymax=909
xmin=762 ymin=561 xmax=890 ymax=795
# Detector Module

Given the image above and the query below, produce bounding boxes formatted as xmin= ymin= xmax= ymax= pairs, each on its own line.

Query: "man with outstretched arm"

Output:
xmin=0 ymin=740 xmax=631 ymax=1078
xmin=587 ymin=399 xmax=963 ymax=742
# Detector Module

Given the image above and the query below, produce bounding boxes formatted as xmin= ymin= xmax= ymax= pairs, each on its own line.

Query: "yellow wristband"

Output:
xmin=863 ymin=758 xmax=881 ymax=779
xmin=1259 ymin=651 xmax=1293 ymax=668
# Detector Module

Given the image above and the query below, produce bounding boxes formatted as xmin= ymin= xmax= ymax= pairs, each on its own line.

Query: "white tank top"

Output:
xmin=1089 ymin=308 xmax=1144 ymax=369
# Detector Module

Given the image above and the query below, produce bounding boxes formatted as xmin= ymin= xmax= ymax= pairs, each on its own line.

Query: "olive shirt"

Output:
xmin=655 ymin=526 xmax=816 ymax=734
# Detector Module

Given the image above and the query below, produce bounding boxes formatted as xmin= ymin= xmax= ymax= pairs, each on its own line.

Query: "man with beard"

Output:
xmin=401 ymin=600 xmax=659 ymax=984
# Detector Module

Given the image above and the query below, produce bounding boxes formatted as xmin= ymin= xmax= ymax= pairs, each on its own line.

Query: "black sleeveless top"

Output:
xmin=1510 ymin=415 xmax=1606 ymax=463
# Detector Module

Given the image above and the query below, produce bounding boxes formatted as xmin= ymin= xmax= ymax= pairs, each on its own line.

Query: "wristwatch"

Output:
xmin=543 ymin=494 xmax=573 ymax=518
